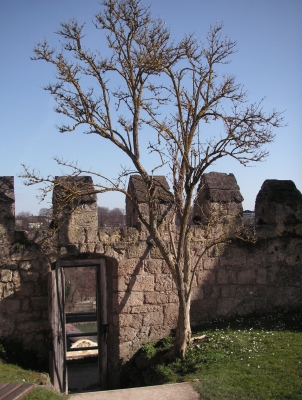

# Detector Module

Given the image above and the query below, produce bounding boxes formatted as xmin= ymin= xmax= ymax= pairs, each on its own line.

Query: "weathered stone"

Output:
xmin=31 ymin=296 xmax=48 ymax=311
xmin=144 ymin=292 xmax=169 ymax=304
xmin=255 ymin=269 xmax=267 ymax=285
xmin=131 ymin=275 xmax=154 ymax=292
xmin=3 ymin=282 xmax=14 ymax=297
xmin=115 ymin=292 xmax=144 ymax=312
xmin=119 ymin=313 xmax=143 ymax=328
xmin=237 ymin=270 xmax=256 ymax=285
xmin=3 ymin=263 xmax=18 ymax=270
xmin=255 ymin=180 xmax=302 ymax=237
xmin=0 ymin=177 xmax=15 ymax=244
xmin=203 ymin=257 xmax=219 ymax=270
xmin=131 ymin=304 xmax=162 ymax=314
xmin=0 ymin=282 xmax=4 ymax=298
xmin=236 ymin=286 xmax=258 ymax=298
xmin=0 ymin=173 xmax=302 ymax=384
xmin=19 ymin=261 xmax=32 ymax=270
xmin=12 ymin=271 xmax=21 ymax=289
xmin=20 ymin=270 xmax=40 ymax=282
xmin=217 ymin=298 xmax=241 ymax=315
xmin=203 ymin=285 xmax=220 ymax=298
xmin=143 ymin=311 xmax=164 ymax=326
xmin=220 ymin=256 xmax=246 ymax=268
xmin=119 ymin=327 xmax=138 ymax=342
xmin=0 ymin=298 xmax=20 ymax=313
xmin=154 ymin=274 xmax=172 ymax=292
xmin=217 ymin=270 xmax=236 ymax=284
xmin=0 ymin=269 xmax=12 ymax=282
xmin=196 ymin=270 xmax=216 ymax=285
xmin=163 ymin=304 xmax=179 ymax=325
xmin=221 ymin=285 xmax=236 ymax=298
xmin=144 ymin=259 xmax=170 ymax=274
xmin=191 ymin=287 xmax=204 ymax=301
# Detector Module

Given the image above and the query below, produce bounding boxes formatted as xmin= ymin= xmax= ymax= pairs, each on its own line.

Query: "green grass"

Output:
xmin=0 ymin=338 xmax=65 ymax=400
xmin=1 ymin=312 xmax=302 ymax=399
xmin=0 ymin=359 xmax=64 ymax=399
xmin=125 ymin=311 xmax=302 ymax=399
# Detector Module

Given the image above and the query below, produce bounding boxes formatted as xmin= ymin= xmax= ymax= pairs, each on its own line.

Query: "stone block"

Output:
xmin=17 ymin=320 xmax=43 ymax=333
xmin=31 ymin=296 xmax=48 ymax=311
xmin=150 ymin=245 xmax=164 ymax=259
xmin=20 ymin=270 xmax=40 ymax=282
xmin=235 ymin=299 xmax=255 ymax=316
xmin=12 ymin=271 xmax=21 ymax=290
xmin=191 ymin=287 xmax=204 ymax=301
xmin=144 ymin=260 xmax=170 ymax=274
xmin=220 ymin=256 xmax=246 ymax=268
xmin=256 ymin=269 xmax=267 ymax=285
xmin=203 ymin=257 xmax=219 ymax=270
xmin=217 ymin=298 xmax=241 ymax=315
xmin=14 ymin=312 xmax=41 ymax=322
xmin=190 ymin=299 xmax=217 ymax=323
xmin=237 ymin=270 xmax=256 ymax=284
xmin=21 ymin=298 xmax=30 ymax=311
xmin=119 ymin=313 xmax=143 ymax=328
xmin=118 ymin=259 xmax=143 ymax=276
xmin=0 ymin=298 xmax=20 ymax=313
xmin=144 ymin=292 xmax=170 ymax=305
xmin=126 ymin=243 xmax=148 ymax=258
xmin=163 ymin=303 xmax=179 ymax=326
xmin=217 ymin=270 xmax=236 ymax=284
xmin=266 ymin=265 xmax=281 ymax=284
xmin=3 ymin=282 xmax=14 ymax=297
xmin=0 ymin=269 xmax=12 ymax=282
xmin=34 ymin=279 xmax=48 ymax=296
xmin=120 ymin=327 xmax=139 ymax=348
xmin=119 ymin=341 xmax=133 ymax=361
xmin=154 ymin=274 xmax=172 ymax=292
xmin=236 ymin=286 xmax=258 ymax=298
xmin=131 ymin=305 xmax=162 ymax=314
xmin=3 ymin=263 xmax=18 ymax=270
xmin=115 ymin=292 xmax=144 ymax=312
xmin=16 ymin=282 xmax=34 ymax=297
xmin=221 ymin=285 xmax=236 ymax=298
xmin=143 ymin=311 xmax=164 ymax=326
xmin=127 ymin=275 xmax=153 ymax=292
xmin=112 ymin=276 xmax=131 ymax=292
xmin=257 ymin=286 xmax=268 ymax=297
xmin=196 ymin=270 xmax=216 ymax=285
xmin=203 ymin=285 xmax=220 ymax=299
xmin=19 ymin=261 xmax=32 ymax=270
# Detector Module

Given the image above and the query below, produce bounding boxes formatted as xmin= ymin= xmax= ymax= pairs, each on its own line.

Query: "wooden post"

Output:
xmin=97 ymin=259 xmax=108 ymax=390
xmin=48 ymin=266 xmax=67 ymax=393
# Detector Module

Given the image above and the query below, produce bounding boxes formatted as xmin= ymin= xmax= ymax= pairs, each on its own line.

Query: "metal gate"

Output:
xmin=48 ymin=259 xmax=107 ymax=393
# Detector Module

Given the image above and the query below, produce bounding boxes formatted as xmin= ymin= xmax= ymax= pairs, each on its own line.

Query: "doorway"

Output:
xmin=48 ymin=259 xmax=107 ymax=393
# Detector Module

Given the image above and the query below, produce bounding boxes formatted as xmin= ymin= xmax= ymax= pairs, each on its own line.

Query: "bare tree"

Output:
xmin=39 ymin=208 xmax=53 ymax=218
xmin=21 ymin=0 xmax=283 ymax=358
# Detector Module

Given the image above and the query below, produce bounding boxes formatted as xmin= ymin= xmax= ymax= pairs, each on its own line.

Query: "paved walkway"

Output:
xmin=69 ymin=382 xmax=200 ymax=400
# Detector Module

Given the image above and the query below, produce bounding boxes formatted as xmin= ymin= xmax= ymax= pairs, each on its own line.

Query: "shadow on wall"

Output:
xmin=0 ymin=174 xmax=302 ymax=390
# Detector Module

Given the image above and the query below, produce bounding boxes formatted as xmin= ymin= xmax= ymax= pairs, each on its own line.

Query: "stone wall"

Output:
xmin=0 ymin=174 xmax=301 ymax=387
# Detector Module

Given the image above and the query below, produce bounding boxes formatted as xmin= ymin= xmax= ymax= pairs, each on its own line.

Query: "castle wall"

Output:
xmin=0 ymin=175 xmax=301 ymax=387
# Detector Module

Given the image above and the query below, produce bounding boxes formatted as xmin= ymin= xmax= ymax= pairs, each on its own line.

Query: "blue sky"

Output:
xmin=0 ymin=0 xmax=301 ymax=215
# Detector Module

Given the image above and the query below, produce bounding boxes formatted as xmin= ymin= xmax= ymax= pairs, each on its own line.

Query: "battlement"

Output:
xmin=0 ymin=173 xmax=301 ymax=389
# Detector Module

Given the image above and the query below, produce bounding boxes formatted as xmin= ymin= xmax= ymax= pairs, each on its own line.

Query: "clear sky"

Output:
xmin=1 ymin=0 xmax=301 ymax=215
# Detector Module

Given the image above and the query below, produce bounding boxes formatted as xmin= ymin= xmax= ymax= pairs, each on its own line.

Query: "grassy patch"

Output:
xmin=124 ymin=311 xmax=302 ymax=399
xmin=0 ymin=338 xmax=65 ymax=400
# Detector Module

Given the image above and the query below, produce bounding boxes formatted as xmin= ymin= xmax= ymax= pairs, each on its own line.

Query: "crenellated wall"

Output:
xmin=0 ymin=174 xmax=301 ymax=387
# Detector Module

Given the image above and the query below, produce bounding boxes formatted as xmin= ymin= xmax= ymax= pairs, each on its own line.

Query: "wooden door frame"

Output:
xmin=49 ymin=259 xmax=107 ymax=393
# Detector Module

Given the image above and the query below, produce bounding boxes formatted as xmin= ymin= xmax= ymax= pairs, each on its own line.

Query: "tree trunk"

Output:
xmin=173 ymin=293 xmax=192 ymax=359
